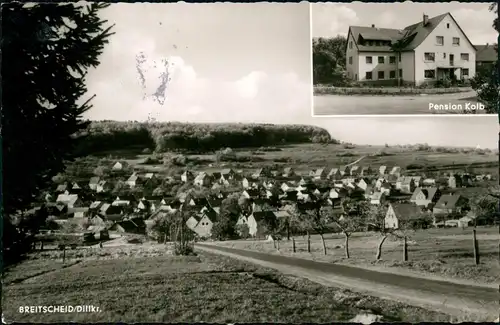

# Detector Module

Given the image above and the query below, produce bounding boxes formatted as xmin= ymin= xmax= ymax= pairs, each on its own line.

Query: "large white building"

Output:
xmin=345 ymin=13 xmax=476 ymax=86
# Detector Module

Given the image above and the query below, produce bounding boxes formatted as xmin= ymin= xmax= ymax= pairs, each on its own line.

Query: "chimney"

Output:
xmin=371 ymin=24 xmax=375 ymax=28
xmin=423 ymin=14 xmax=429 ymax=26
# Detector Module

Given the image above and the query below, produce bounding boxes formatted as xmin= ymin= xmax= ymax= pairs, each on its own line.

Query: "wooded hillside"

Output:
xmin=74 ymin=121 xmax=335 ymax=154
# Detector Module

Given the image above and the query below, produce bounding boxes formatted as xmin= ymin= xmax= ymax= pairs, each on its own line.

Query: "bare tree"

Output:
xmin=298 ymin=197 xmax=331 ymax=255
xmin=333 ymin=200 xmax=369 ymax=258
xmin=365 ymin=204 xmax=391 ymax=260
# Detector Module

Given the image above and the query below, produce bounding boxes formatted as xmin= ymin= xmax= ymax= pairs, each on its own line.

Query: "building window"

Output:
xmin=436 ymin=36 xmax=444 ymax=45
xmin=424 ymin=52 xmax=435 ymax=62
xmin=399 ymin=53 xmax=401 ymax=62
xmin=460 ymin=53 xmax=469 ymax=61
xmin=366 ymin=72 xmax=372 ymax=80
xmin=443 ymin=53 xmax=446 ymax=58
xmin=349 ymin=56 xmax=353 ymax=65
xmin=378 ymin=56 xmax=384 ymax=64
xmin=399 ymin=69 xmax=403 ymax=78
xmin=389 ymin=56 xmax=396 ymax=64
xmin=452 ymin=37 xmax=460 ymax=45
xmin=389 ymin=70 xmax=396 ymax=79
xmin=378 ymin=71 xmax=385 ymax=79
xmin=366 ymin=56 xmax=373 ymax=64
xmin=462 ymin=68 xmax=469 ymax=76
xmin=349 ymin=41 xmax=353 ymax=49
xmin=447 ymin=23 xmax=450 ymax=28
xmin=424 ymin=69 xmax=435 ymax=79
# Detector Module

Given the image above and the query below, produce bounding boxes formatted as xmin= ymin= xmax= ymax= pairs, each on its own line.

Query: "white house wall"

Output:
xmin=346 ymin=31 xmax=360 ymax=80
xmin=400 ymin=52 xmax=415 ymax=83
xmin=414 ymin=14 xmax=476 ymax=85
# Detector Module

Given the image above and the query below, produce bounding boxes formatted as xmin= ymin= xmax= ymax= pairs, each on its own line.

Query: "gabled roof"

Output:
xmin=244 ymin=189 xmax=261 ymax=197
xmin=56 ymin=184 xmax=68 ymax=191
xmin=411 ymin=187 xmax=438 ymax=201
xmin=127 ymin=174 xmax=139 ymax=182
xmin=434 ymin=194 xmax=463 ymax=209
xmin=313 ymin=168 xmax=326 ymax=176
xmin=349 ymin=13 xmax=476 ymax=53
xmin=252 ymin=168 xmax=263 ymax=176
xmin=90 ymin=201 xmax=103 ymax=209
xmin=221 ymin=168 xmax=234 ymax=175
xmin=389 ymin=203 xmax=423 ymax=220
xmin=274 ymin=210 xmax=290 ymax=219
xmin=475 ymin=44 xmax=497 ymax=62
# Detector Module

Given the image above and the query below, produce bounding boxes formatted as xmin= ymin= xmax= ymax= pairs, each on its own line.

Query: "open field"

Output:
xmin=213 ymin=226 xmax=500 ymax=285
xmin=313 ymin=90 xmax=486 ymax=115
xmin=3 ymin=246 xmax=457 ymax=323
xmin=81 ymin=143 xmax=498 ymax=177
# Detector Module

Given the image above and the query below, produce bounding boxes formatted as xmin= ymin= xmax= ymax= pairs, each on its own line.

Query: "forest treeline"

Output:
xmin=74 ymin=121 xmax=336 ymax=154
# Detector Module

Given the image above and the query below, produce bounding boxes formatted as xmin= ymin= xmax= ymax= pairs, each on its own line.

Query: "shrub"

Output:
xmin=406 ymin=163 xmax=425 ymax=170
xmin=235 ymin=224 xmax=250 ymax=239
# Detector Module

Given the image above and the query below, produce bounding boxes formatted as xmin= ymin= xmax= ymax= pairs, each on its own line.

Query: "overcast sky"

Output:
xmin=312 ymin=2 xmax=498 ymax=45
xmin=83 ymin=3 xmax=497 ymax=149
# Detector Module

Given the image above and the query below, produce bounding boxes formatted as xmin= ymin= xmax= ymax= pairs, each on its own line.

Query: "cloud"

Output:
xmin=451 ymin=7 xmax=497 ymax=45
xmin=85 ymin=53 xmax=312 ymax=124
xmin=312 ymin=4 xmax=360 ymax=37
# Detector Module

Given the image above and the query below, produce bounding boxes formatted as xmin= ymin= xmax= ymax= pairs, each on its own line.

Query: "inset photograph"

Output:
xmin=311 ymin=2 xmax=498 ymax=115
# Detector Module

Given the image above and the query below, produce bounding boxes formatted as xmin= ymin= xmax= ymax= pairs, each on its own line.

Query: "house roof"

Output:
xmin=127 ymin=174 xmax=139 ymax=182
xmin=313 ymin=168 xmax=326 ymax=176
xmin=56 ymin=194 xmax=79 ymax=206
xmin=221 ymin=168 xmax=233 ymax=175
xmin=200 ymin=208 xmax=218 ymax=222
xmin=350 ymin=13 xmax=476 ymax=54
xmin=252 ymin=168 xmax=263 ymax=176
xmin=68 ymin=207 xmax=89 ymax=214
xmin=390 ymin=203 xmax=423 ymax=220
xmin=207 ymin=198 xmax=222 ymax=208
xmin=244 ymin=189 xmax=261 ymax=197
xmin=274 ymin=210 xmax=291 ymax=219
xmin=114 ymin=218 xmax=146 ymax=232
xmin=102 ymin=205 xmax=123 ymax=215
xmin=56 ymin=184 xmax=68 ymax=191
xmin=434 ymin=194 xmax=462 ymax=209
xmin=90 ymin=201 xmax=103 ymax=209
xmin=194 ymin=172 xmax=209 ymax=181
xmin=475 ymin=44 xmax=497 ymax=62
xmin=410 ymin=187 xmax=438 ymax=200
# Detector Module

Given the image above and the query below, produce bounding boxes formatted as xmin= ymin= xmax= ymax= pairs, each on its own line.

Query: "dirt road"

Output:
xmin=195 ymin=243 xmax=498 ymax=320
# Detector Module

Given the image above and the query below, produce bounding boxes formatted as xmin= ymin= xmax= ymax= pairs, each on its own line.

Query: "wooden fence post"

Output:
xmin=473 ymin=229 xmax=479 ymax=265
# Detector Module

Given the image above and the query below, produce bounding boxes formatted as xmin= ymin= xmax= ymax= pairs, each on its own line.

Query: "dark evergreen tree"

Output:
xmin=2 ymin=3 xmax=114 ymax=259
